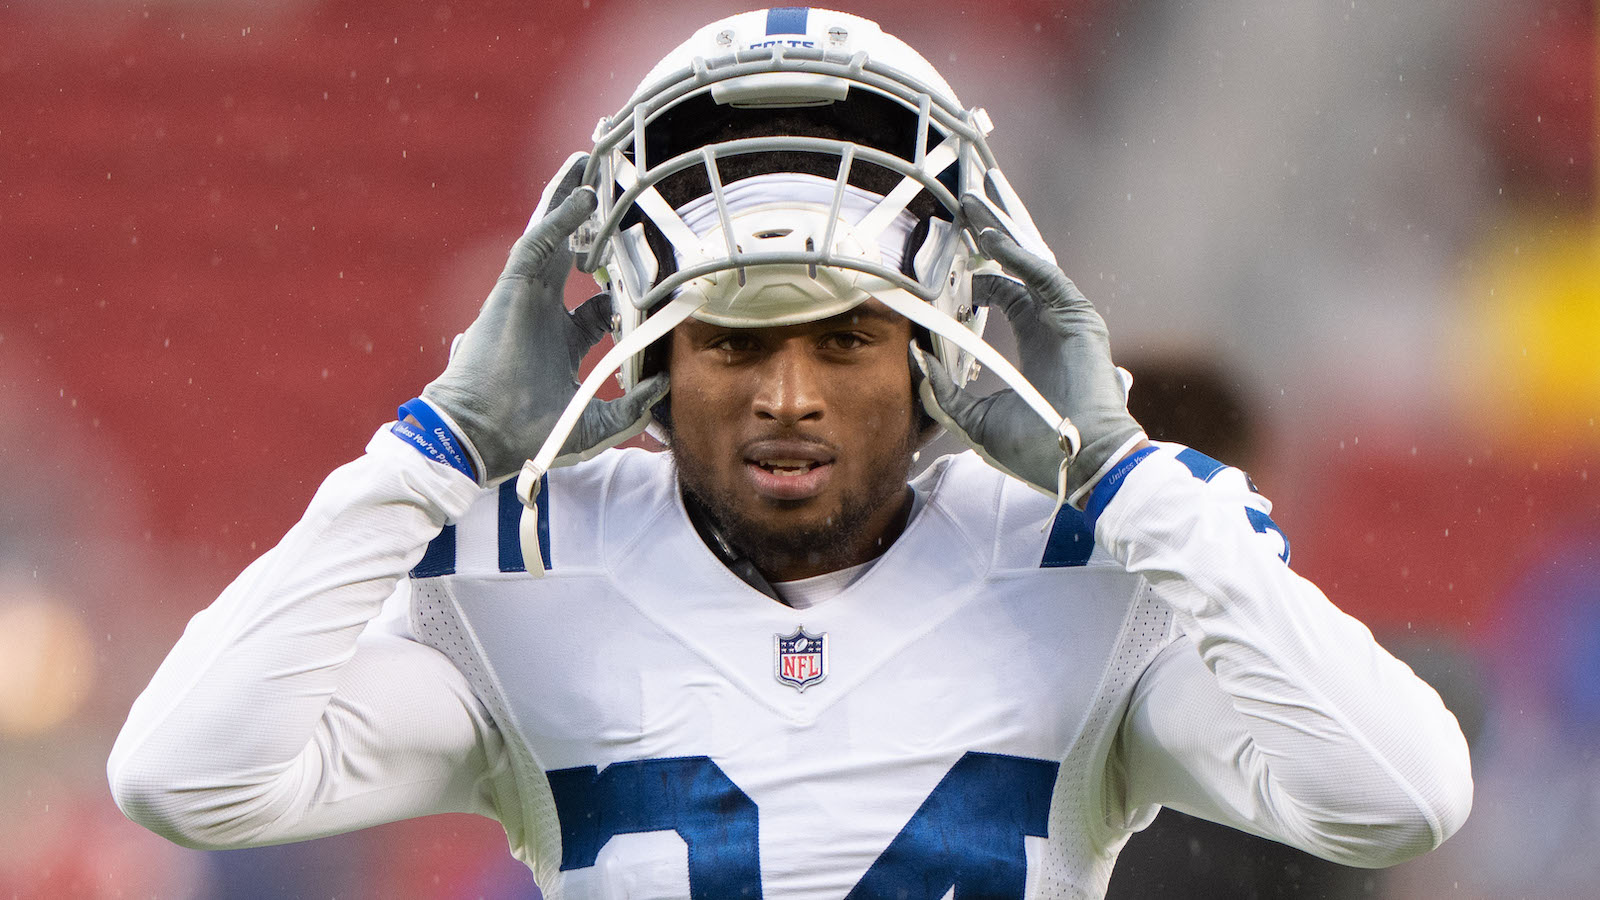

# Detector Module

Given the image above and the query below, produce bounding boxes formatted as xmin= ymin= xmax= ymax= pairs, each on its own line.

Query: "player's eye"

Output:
xmin=707 ymin=333 xmax=761 ymax=354
xmin=818 ymin=332 xmax=871 ymax=351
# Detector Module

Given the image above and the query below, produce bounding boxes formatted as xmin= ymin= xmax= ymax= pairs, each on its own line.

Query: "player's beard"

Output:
xmin=672 ymin=421 xmax=921 ymax=582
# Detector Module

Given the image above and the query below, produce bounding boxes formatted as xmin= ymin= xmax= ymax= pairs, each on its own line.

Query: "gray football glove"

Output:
xmin=420 ymin=153 xmax=668 ymax=484
xmin=912 ymin=190 xmax=1146 ymax=508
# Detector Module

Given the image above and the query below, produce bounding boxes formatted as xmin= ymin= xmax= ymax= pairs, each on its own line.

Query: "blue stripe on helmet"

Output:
xmin=766 ymin=7 xmax=809 ymax=35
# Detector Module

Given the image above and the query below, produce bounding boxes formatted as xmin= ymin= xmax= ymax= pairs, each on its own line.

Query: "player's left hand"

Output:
xmin=419 ymin=153 xmax=669 ymax=484
xmin=911 ymin=184 xmax=1146 ymax=507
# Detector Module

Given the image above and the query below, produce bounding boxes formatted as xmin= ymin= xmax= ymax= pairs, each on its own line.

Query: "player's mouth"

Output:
xmin=743 ymin=441 xmax=835 ymax=501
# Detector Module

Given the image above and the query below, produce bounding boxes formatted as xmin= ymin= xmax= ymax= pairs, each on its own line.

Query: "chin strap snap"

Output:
xmin=515 ymin=460 xmax=548 ymax=578
xmin=1044 ymin=417 xmax=1083 ymax=529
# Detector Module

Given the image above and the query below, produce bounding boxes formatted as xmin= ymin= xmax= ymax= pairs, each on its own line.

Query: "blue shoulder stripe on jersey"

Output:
xmin=766 ymin=6 xmax=808 ymax=35
xmin=497 ymin=477 xmax=550 ymax=572
xmin=1175 ymin=447 xmax=1228 ymax=482
xmin=1041 ymin=505 xmax=1095 ymax=568
xmin=412 ymin=524 xmax=456 ymax=578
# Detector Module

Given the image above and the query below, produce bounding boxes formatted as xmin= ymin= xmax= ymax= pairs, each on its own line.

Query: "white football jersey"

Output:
xmin=403 ymin=448 xmax=1171 ymax=899
xmin=109 ymin=433 xmax=1473 ymax=900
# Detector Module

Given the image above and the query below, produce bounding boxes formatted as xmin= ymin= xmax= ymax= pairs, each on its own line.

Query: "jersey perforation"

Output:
xmin=1038 ymin=578 xmax=1173 ymax=897
xmin=411 ymin=578 xmax=559 ymax=876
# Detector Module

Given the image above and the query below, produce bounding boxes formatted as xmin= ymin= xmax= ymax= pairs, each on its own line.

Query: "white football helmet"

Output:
xmin=516 ymin=7 xmax=1071 ymax=555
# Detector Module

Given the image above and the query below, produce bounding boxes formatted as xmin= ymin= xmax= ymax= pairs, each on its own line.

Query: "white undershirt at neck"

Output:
xmin=771 ymin=560 xmax=875 ymax=609
xmin=767 ymin=487 xmax=928 ymax=609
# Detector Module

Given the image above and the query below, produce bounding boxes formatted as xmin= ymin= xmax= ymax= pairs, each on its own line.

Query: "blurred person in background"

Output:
xmin=102 ymin=8 xmax=1472 ymax=898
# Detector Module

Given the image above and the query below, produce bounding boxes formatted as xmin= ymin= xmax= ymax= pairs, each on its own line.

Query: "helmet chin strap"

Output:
xmin=871 ymin=286 xmax=1079 ymax=457
xmin=516 ymin=293 xmax=702 ymax=575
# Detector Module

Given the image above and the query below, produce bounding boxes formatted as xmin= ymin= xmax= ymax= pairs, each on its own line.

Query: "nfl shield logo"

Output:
xmin=774 ymin=626 xmax=828 ymax=692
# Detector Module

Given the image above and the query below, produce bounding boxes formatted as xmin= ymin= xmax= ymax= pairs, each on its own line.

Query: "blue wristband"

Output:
xmin=392 ymin=398 xmax=476 ymax=480
xmin=1084 ymin=445 xmax=1157 ymax=526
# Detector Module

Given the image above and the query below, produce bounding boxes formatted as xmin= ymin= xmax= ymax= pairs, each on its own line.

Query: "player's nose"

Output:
xmin=751 ymin=341 xmax=825 ymax=425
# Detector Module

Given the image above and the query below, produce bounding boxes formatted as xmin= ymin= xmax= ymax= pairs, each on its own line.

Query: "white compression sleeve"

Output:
xmin=107 ymin=428 xmax=497 ymax=849
xmin=1097 ymin=451 xmax=1473 ymax=867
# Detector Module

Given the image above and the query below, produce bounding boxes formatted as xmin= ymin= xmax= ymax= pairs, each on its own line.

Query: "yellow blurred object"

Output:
xmin=1456 ymin=212 xmax=1600 ymax=444
xmin=0 ymin=588 xmax=96 ymax=736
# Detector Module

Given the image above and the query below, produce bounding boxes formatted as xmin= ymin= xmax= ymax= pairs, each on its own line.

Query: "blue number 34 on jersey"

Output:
xmin=548 ymin=751 xmax=1061 ymax=899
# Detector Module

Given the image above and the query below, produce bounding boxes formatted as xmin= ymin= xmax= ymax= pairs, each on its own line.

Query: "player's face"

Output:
xmin=667 ymin=299 xmax=922 ymax=582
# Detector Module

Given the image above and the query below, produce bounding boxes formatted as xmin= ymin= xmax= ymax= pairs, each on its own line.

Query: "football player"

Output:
xmin=109 ymin=8 xmax=1472 ymax=898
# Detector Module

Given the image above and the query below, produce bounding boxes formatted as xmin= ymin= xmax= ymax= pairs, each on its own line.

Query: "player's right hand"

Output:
xmin=911 ymin=183 xmax=1147 ymax=508
xmin=416 ymin=154 xmax=669 ymax=484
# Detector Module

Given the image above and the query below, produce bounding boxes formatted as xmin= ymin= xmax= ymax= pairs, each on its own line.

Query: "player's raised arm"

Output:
xmin=913 ymin=184 xmax=1473 ymax=866
xmin=106 ymin=435 xmax=492 ymax=848
xmin=1099 ymin=451 xmax=1473 ymax=866
xmin=106 ymin=155 xmax=663 ymax=849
